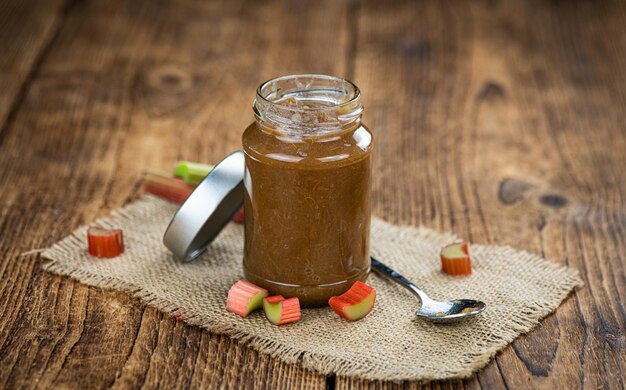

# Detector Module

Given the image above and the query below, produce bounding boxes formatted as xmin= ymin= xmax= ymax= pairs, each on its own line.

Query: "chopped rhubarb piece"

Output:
xmin=440 ymin=241 xmax=472 ymax=275
xmin=328 ymin=281 xmax=376 ymax=321
xmin=143 ymin=170 xmax=195 ymax=204
xmin=233 ymin=207 xmax=245 ymax=224
xmin=173 ymin=161 xmax=214 ymax=185
xmin=87 ymin=227 xmax=124 ymax=258
xmin=263 ymin=295 xmax=301 ymax=325
xmin=226 ymin=280 xmax=268 ymax=317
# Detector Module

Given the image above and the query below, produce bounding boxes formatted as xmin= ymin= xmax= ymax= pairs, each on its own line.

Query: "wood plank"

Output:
xmin=0 ymin=0 xmax=350 ymax=388
xmin=0 ymin=0 xmax=625 ymax=388
xmin=0 ymin=0 xmax=68 ymax=130
xmin=338 ymin=0 xmax=626 ymax=388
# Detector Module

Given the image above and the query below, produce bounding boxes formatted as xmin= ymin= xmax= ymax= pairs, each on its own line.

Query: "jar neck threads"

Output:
xmin=253 ymin=74 xmax=363 ymax=138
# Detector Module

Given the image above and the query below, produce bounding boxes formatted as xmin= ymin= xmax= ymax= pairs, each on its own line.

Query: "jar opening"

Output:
xmin=253 ymin=74 xmax=363 ymax=137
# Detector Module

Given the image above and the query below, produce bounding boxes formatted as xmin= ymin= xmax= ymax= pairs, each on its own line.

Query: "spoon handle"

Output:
xmin=370 ymin=257 xmax=431 ymax=303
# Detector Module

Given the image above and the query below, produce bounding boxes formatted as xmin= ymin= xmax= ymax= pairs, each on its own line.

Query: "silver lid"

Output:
xmin=163 ymin=150 xmax=245 ymax=261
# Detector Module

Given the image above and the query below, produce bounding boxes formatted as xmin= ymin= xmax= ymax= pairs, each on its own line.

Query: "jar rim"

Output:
xmin=255 ymin=74 xmax=361 ymax=112
xmin=253 ymin=74 xmax=364 ymax=137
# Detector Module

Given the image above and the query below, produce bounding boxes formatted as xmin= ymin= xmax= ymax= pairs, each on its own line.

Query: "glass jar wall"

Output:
xmin=242 ymin=74 xmax=373 ymax=306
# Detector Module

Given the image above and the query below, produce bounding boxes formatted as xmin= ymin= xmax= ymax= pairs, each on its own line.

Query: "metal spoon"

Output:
xmin=371 ymin=257 xmax=486 ymax=322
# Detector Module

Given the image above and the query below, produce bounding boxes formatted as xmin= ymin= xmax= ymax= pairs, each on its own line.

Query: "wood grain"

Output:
xmin=0 ymin=0 xmax=624 ymax=388
xmin=339 ymin=0 xmax=626 ymax=389
xmin=0 ymin=0 xmax=68 ymax=133
xmin=0 ymin=0 xmax=344 ymax=388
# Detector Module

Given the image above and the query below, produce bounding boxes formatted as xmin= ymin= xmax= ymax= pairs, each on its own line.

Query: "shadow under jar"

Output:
xmin=242 ymin=75 xmax=373 ymax=306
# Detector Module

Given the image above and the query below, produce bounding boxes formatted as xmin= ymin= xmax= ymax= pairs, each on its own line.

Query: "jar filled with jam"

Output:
xmin=242 ymin=75 xmax=373 ymax=306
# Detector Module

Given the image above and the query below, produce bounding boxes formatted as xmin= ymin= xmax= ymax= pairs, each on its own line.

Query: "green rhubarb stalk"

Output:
xmin=173 ymin=161 xmax=214 ymax=185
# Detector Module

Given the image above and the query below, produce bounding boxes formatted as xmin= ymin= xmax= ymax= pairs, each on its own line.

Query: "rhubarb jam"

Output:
xmin=242 ymin=75 xmax=372 ymax=306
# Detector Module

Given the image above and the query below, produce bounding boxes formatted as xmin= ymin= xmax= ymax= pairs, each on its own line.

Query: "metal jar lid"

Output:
xmin=163 ymin=150 xmax=245 ymax=261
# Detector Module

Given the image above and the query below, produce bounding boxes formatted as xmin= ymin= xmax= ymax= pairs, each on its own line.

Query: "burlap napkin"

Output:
xmin=40 ymin=195 xmax=582 ymax=382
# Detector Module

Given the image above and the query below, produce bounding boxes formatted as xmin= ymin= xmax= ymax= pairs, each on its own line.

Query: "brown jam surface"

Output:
xmin=242 ymin=99 xmax=372 ymax=305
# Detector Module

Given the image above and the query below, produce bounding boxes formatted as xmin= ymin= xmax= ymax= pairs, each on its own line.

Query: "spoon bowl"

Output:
xmin=415 ymin=298 xmax=486 ymax=323
xmin=371 ymin=257 xmax=486 ymax=322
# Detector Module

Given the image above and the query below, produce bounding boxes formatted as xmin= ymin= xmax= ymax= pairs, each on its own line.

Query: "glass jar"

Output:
xmin=242 ymin=74 xmax=373 ymax=306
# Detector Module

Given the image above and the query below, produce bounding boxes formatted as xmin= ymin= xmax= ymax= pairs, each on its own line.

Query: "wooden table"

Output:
xmin=1 ymin=0 xmax=624 ymax=388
